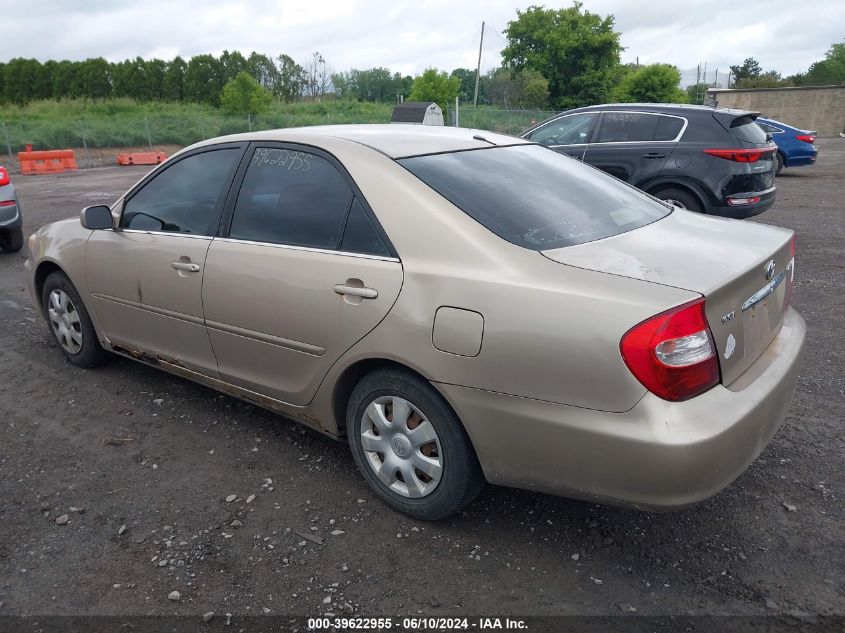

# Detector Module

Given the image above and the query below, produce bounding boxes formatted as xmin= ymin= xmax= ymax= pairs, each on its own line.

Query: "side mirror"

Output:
xmin=80 ymin=205 xmax=114 ymax=230
xmin=765 ymin=132 xmax=773 ymax=142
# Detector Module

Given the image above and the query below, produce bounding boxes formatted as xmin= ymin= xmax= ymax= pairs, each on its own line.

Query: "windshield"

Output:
xmin=399 ymin=144 xmax=671 ymax=250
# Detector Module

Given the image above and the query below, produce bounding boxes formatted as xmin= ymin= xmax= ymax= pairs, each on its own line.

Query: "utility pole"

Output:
xmin=473 ymin=21 xmax=485 ymax=108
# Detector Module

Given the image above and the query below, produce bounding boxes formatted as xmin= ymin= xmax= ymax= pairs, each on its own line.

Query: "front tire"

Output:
xmin=347 ymin=368 xmax=485 ymax=520
xmin=653 ymin=188 xmax=702 ymax=212
xmin=0 ymin=228 xmax=24 ymax=253
xmin=41 ymin=271 xmax=109 ymax=368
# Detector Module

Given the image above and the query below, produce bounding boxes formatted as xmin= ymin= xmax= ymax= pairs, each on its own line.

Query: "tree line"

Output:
xmin=1 ymin=2 xmax=842 ymax=113
xmin=728 ymin=45 xmax=845 ymax=89
xmin=0 ymin=50 xmax=321 ymax=106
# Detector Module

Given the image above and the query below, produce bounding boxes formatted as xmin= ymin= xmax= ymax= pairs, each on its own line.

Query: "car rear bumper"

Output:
xmin=784 ymin=154 xmax=817 ymax=168
xmin=709 ymin=187 xmax=776 ymax=219
xmin=0 ymin=202 xmax=21 ymax=230
xmin=437 ymin=307 xmax=806 ymax=510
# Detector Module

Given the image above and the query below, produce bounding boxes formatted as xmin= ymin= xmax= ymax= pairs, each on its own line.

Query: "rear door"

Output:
xmin=583 ymin=111 xmax=685 ymax=184
xmin=201 ymin=144 xmax=403 ymax=405
xmin=524 ymin=112 xmax=598 ymax=160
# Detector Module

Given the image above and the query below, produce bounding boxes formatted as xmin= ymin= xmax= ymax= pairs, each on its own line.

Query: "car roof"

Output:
xmin=567 ymin=103 xmax=755 ymax=116
xmin=191 ymin=124 xmax=530 ymax=159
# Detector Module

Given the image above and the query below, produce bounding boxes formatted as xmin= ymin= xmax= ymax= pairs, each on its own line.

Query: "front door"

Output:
xmin=86 ymin=145 xmax=245 ymax=374
xmin=202 ymin=144 xmax=403 ymax=405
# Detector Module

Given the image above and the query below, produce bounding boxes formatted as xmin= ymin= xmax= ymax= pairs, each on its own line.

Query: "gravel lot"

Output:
xmin=0 ymin=141 xmax=842 ymax=622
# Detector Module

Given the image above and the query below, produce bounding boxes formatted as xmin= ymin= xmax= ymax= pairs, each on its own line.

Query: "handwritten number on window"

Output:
xmin=251 ymin=148 xmax=311 ymax=172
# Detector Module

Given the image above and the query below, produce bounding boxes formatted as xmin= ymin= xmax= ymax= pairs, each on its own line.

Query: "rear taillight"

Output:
xmin=0 ymin=167 xmax=9 ymax=186
xmin=620 ymin=299 xmax=720 ymax=402
xmin=0 ymin=200 xmax=15 ymax=207
xmin=703 ymin=148 xmax=775 ymax=163
xmin=795 ymin=134 xmax=815 ymax=144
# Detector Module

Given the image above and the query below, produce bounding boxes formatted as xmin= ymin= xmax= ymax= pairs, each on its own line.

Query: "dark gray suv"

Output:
xmin=0 ymin=165 xmax=23 ymax=252
xmin=522 ymin=104 xmax=778 ymax=219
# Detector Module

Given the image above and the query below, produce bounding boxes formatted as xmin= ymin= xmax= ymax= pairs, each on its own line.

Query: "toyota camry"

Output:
xmin=25 ymin=125 xmax=805 ymax=519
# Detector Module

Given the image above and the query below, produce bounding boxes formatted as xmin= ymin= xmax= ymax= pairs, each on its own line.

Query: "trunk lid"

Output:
xmin=542 ymin=210 xmax=794 ymax=386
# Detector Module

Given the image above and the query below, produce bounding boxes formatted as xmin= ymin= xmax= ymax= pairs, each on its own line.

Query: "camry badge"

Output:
xmin=764 ymin=260 xmax=776 ymax=280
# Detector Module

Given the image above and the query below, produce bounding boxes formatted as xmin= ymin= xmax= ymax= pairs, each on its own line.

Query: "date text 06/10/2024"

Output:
xmin=307 ymin=617 xmax=528 ymax=630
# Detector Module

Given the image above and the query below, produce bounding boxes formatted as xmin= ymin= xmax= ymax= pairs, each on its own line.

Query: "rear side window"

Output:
xmin=730 ymin=116 xmax=768 ymax=143
xmin=230 ymin=148 xmax=353 ymax=250
xmin=340 ymin=199 xmax=391 ymax=257
xmin=595 ymin=112 xmax=683 ymax=143
xmin=400 ymin=145 xmax=670 ymax=250
xmin=654 ymin=115 xmax=684 ymax=141
xmin=122 ymin=148 xmax=241 ymax=235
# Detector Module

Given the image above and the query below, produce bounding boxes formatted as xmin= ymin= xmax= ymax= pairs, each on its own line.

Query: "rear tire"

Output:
xmin=346 ymin=368 xmax=485 ymax=520
xmin=41 ymin=271 xmax=109 ymax=368
xmin=0 ymin=228 xmax=24 ymax=253
xmin=653 ymin=188 xmax=702 ymax=212
xmin=775 ymin=152 xmax=785 ymax=175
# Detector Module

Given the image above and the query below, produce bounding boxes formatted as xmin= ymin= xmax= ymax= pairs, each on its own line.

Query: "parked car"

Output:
xmin=522 ymin=104 xmax=778 ymax=218
xmin=0 ymin=165 xmax=24 ymax=252
xmin=756 ymin=117 xmax=817 ymax=175
xmin=25 ymin=126 xmax=805 ymax=520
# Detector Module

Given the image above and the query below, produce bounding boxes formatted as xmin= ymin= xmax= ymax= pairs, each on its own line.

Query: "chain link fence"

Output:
xmin=446 ymin=108 xmax=560 ymax=136
xmin=1 ymin=108 xmax=562 ymax=171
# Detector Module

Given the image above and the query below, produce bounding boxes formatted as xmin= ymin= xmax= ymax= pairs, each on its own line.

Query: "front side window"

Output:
xmin=595 ymin=112 xmax=683 ymax=143
xmin=400 ymin=145 xmax=670 ymax=250
xmin=230 ymin=147 xmax=354 ymax=250
xmin=529 ymin=113 xmax=596 ymax=146
xmin=121 ymin=148 xmax=241 ymax=235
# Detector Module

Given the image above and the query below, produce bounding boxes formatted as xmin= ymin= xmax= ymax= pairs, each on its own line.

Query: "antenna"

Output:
xmin=473 ymin=21 xmax=485 ymax=108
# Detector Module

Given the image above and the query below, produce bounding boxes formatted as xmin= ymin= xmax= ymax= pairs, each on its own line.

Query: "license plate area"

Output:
xmin=741 ymin=270 xmax=787 ymax=359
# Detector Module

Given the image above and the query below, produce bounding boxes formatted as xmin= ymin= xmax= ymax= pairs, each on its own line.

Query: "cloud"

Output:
xmin=0 ymin=0 xmax=839 ymax=80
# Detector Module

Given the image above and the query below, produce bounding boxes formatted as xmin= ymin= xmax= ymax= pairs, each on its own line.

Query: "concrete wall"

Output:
xmin=707 ymin=86 xmax=845 ymax=137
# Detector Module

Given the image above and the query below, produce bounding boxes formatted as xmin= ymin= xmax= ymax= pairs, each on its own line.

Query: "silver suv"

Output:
xmin=0 ymin=165 xmax=23 ymax=252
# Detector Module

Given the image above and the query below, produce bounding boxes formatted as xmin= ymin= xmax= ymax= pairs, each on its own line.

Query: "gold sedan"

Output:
xmin=25 ymin=125 xmax=805 ymax=519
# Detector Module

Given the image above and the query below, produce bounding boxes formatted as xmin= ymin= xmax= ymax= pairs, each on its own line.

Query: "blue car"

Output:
xmin=756 ymin=117 xmax=817 ymax=175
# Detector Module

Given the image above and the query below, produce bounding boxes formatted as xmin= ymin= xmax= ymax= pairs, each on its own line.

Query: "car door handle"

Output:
xmin=334 ymin=284 xmax=378 ymax=299
xmin=642 ymin=152 xmax=667 ymax=159
xmin=171 ymin=261 xmax=200 ymax=273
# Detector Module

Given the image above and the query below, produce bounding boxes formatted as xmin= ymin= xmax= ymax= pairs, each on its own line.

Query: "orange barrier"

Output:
xmin=117 ymin=152 xmax=167 ymax=166
xmin=18 ymin=150 xmax=78 ymax=175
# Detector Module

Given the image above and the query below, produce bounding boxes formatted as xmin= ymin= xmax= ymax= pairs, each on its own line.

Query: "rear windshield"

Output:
xmin=730 ymin=116 xmax=768 ymax=144
xmin=398 ymin=144 xmax=670 ymax=250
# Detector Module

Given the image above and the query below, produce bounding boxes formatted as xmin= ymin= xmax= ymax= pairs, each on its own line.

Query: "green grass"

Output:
xmin=0 ymin=99 xmax=559 ymax=155
xmin=0 ymin=99 xmax=395 ymax=153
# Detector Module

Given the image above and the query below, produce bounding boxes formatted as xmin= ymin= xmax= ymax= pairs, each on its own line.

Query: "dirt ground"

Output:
xmin=0 ymin=142 xmax=842 ymax=623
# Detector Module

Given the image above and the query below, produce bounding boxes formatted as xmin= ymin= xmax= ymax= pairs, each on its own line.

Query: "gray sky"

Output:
xmin=0 ymin=0 xmax=841 ymax=84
